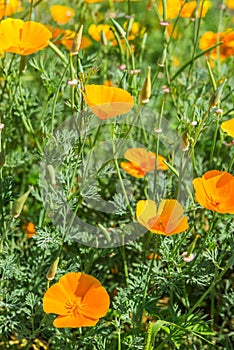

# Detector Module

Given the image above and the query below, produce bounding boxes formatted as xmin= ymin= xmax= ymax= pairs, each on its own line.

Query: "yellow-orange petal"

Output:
xmin=53 ymin=314 xmax=98 ymax=328
xmin=136 ymin=199 xmax=157 ymax=230
xmin=180 ymin=1 xmax=210 ymax=18
xmin=0 ymin=0 xmax=22 ymax=20
xmin=50 ymin=5 xmax=75 ymax=25
xmin=84 ymin=85 xmax=134 ymax=119
xmin=88 ymin=24 xmax=114 ymax=42
xmin=221 ymin=118 xmax=234 ymax=137
xmin=120 ymin=161 xmax=145 ymax=178
xmin=149 ymin=199 xmax=188 ymax=235
xmin=82 ymin=284 xmax=110 ymax=319
xmin=226 ymin=0 xmax=234 ymax=10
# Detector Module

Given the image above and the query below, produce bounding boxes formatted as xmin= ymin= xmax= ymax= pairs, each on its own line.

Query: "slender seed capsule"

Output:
xmin=70 ymin=25 xmax=83 ymax=55
xmin=139 ymin=66 xmax=151 ymax=104
xmin=12 ymin=186 xmax=33 ymax=218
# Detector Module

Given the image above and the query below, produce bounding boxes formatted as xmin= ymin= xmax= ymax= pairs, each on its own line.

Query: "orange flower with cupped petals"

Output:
xmin=179 ymin=0 xmax=210 ymax=18
xmin=83 ymin=85 xmax=134 ymax=120
xmin=226 ymin=0 xmax=234 ymax=10
xmin=221 ymin=118 xmax=234 ymax=137
xmin=0 ymin=18 xmax=52 ymax=55
xmin=192 ymin=170 xmax=234 ymax=214
xmin=50 ymin=5 xmax=75 ymax=25
xmin=199 ymin=29 xmax=234 ymax=60
xmin=23 ymin=222 xmax=37 ymax=238
xmin=43 ymin=272 xmax=110 ymax=328
xmin=120 ymin=148 xmax=168 ymax=178
xmin=136 ymin=199 xmax=189 ymax=235
xmin=0 ymin=0 xmax=22 ymax=20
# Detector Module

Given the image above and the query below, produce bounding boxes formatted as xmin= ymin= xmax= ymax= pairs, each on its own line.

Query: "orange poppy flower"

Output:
xmin=226 ymin=0 xmax=234 ymax=10
xmin=0 ymin=0 xmax=22 ymax=20
xmin=88 ymin=24 xmax=114 ymax=42
xmin=0 ymin=18 xmax=52 ymax=55
xmin=221 ymin=118 xmax=234 ymax=137
xmin=83 ymin=85 xmax=134 ymax=120
xmin=158 ymin=0 xmax=181 ymax=19
xmin=120 ymin=148 xmax=168 ymax=178
xmin=49 ymin=26 xmax=92 ymax=51
xmin=136 ymin=199 xmax=189 ymax=235
xmin=50 ymin=5 xmax=75 ymax=25
xmin=192 ymin=170 xmax=234 ymax=214
xmin=158 ymin=0 xmax=210 ymax=19
xmin=23 ymin=222 xmax=37 ymax=238
xmin=199 ymin=29 xmax=234 ymax=60
xmin=179 ymin=0 xmax=210 ymax=18
xmin=43 ymin=272 xmax=110 ymax=328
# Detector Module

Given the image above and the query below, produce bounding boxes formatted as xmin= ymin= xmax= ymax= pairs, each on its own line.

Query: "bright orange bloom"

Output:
xmin=120 ymin=148 xmax=168 ymax=178
xmin=0 ymin=18 xmax=52 ymax=55
xmin=83 ymin=85 xmax=134 ymax=120
xmin=88 ymin=24 xmax=114 ymax=42
xmin=0 ymin=0 xmax=22 ymax=20
xmin=158 ymin=0 xmax=181 ymax=19
xmin=50 ymin=5 xmax=75 ymax=25
xmin=85 ymin=0 xmax=104 ymax=2
xmin=136 ymin=199 xmax=189 ymax=235
xmin=221 ymin=118 xmax=234 ymax=137
xmin=43 ymin=272 xmax=110 ymax=328
xmin=49 ymin=26 xmax=92 ymax=51
xmin=180 ymin=0 xmax=210 ymax=18
xmin=199 ymin=29 xmax=234 ymax=60
xmin=226 ymin=0 xmax=234 ymax=10
xmin=23 ymin=222 xmax=37 ymax=238
xmin=193 ymin=170 xmax=234 ymax=214
xmin=158 ymin=0 xmax=210 ymax=19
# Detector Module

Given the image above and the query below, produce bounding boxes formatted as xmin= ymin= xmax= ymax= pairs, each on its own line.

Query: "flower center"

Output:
xmin=65 ymin=298 xmax=83 ymax=317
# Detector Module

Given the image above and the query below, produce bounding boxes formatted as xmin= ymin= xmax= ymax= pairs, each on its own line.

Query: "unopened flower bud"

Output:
xmin=47 ymin=164 xmax=56 ymax=188
xmin=70 ymin=25 xmax=83 ymax=55
xmin=110 ymin=17 xmax=126 ymax=38
xmin=209 ymin=79 xmax=227 ymax=108
xmin=12 ymin=186 xmax=33 ymax=218
xmin=158 ymin=48 xmax=167 ymax=67
xmin=0 ymin=123 xmax=4 ymax=131
xmin=180 ymin=132 xmax=190 ymax=151
xmin=46 ymin=257 xmax=60 ymax=281
xmin=139 ymin=66 xmax=151 ymax=104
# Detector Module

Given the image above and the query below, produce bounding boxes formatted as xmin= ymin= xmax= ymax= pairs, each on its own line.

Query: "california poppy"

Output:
xmin=0 ymin=0 xmax=22 ymax=20
xmin=0 ymin=18 xmax=52 ymax=55
xmin=136 ymin=199 xmax=189 ymax=235
xmin=226 ymin=0 xmax=234 ymax=10
xmin=50 ymin=5 xmax=75 ymax=25
xmin=83 ymin=85 xmax=134 ymax=120
xmin=23 ymin=222 xmax=37 ymax=238
xmin=199 ymin=29 xmax=234 ymax=60
xmin=221 ymin=118 xmax=234 ymax=137
xmin=158 ymin=0 xmax=210 ymax=19
xmin=192 ymin=170 xmax=234 ymax=214
xmin=179 ymin=0 xmax=210 ymax=18
xmin=88 ymin=24 xmax=114 ymax=42
xmin=49 ymin=26 xmax=92 ymax=51
xmin=43 ymin=272 xmax=110 ymax=328
xmin=120 ymin=148 xmax=168 ymax=178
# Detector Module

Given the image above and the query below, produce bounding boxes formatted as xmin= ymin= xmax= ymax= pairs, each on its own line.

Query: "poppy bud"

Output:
xmin=47 ymin=164 xmax=56 ymax=188
xmin=46 ymin=257 xmax=60 ymax=281
xmin=139 ymin=66 xmax=151 ymax=104
xmin=158 ymin=47 xmax=167 ymax=67
xmin=180 ymin=132 xmax=190 ymax=151
xmin=209 ymin=79 xmax=227 ymax=108
xmin=110 ymin=17 xmax=126 ymax=38
xmin=12 ymin=186 xmax=33 ymax=218
xmin=70 ymin=25 xmax=83 ymax=55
